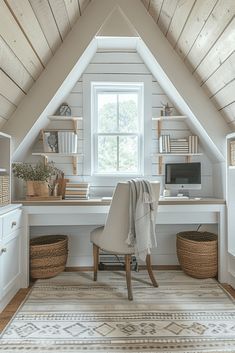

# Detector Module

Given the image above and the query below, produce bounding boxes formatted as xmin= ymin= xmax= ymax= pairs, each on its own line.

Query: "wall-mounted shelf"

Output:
xmin=36 ymin=116 xmax=84 ymax=175
xmin=152 ymin=116 xmax=187 ymax=139
xmin=155 ymin=153 xmax=202 ymax=174
xmin=152 ymin=116 xmax=201 ymax=174
xmin=48 ymin=116 xmax=83 ymax=132
xmin=32 ymin=152 xmax=83 ymax=175
xmin=152 ymin=115 xmax=187 ymax=121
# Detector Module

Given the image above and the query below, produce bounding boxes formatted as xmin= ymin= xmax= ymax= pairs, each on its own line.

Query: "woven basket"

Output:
xmin=176 ymin=231 xmax=218 ymax=279
xmin=30 ymin=235 xmax=68 ymax=279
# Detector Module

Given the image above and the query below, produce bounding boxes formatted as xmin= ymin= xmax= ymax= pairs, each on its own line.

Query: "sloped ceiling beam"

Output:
xmin=3 ymin=0 xmax=229 ymax=162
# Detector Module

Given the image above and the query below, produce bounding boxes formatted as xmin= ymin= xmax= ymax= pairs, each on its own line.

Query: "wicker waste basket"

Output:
xmin=176 ymin=231 xmax=218 ymax=279
xmin=30 ymin=235 xmax=68 ymax=279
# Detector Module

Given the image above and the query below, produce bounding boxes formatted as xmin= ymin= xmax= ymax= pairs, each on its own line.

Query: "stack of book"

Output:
xmin=64 ymin=182 xmax=90 ymax=200
xmin=188 ymin=135 xmax=198 ymax=153
xmin=159 ymin=135 xmax=170 ymax=153
xmin=170 ymin=138 xmax=189 ymax=153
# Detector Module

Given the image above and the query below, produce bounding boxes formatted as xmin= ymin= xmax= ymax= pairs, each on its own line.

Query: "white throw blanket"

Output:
xmin=126 ymin=179 xmax=158 ymax=260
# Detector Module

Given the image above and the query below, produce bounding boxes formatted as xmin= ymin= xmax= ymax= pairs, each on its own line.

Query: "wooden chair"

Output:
xmin=90 ymin=181 xmax=160 ymax=300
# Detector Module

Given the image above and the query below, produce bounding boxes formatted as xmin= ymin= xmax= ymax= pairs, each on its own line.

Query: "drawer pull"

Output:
xmin=11 ymin=221 xmax=17 ymax=228
xmin=1 ymin=248 xmax=7 ymax=253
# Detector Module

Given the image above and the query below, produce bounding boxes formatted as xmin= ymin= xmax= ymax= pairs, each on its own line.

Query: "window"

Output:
xmin=92 ymin=83 xmax=143 ymax=175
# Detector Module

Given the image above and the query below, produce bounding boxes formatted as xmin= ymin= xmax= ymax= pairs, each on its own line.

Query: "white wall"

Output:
xmin=29 ymin=50 xmax=213 ymax=197
xmin=25 ymin=50 xmax=215 ymax=267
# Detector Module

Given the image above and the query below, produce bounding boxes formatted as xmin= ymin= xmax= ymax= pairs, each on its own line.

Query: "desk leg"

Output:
xmin=218 ymin=206 xmax=228 ymax=283
xmin=93 ymin=244 xmax=99 ymax=281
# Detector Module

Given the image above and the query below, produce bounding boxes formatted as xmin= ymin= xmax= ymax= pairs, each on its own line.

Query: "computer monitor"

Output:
xmin=165 ymin=162 xmax=201 ymax=192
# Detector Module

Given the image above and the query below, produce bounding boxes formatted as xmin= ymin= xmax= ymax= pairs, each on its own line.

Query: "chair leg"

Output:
xmin=146 ymin=254 xmax=158 ymax=287
xmin=125 ymin=254 xmax=133 ymax=301
xmin=93 ymin=244 xmax=99 ymax=281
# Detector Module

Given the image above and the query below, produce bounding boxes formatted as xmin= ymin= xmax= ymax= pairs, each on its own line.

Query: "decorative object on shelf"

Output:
xmin=161 ymin=102 xmax=172 ymax=116
xmin=12 ymin=161 xmax=63 ymax=198
xmin=58 ymin=131 xmax=78 ymax=153
xmin=176 ymin=231 xmax=218 ymax=279
xmin=43 ymin=131 xmax=58 ymax=153
xmin=30 ymin=235 xmax=68 ymax=279
xmin=26 ymin=180 xmax=49 ymax=197
xmin=55 ymin=103 xmax=71 ymax=116
xmin=159 ymin=135 xmax=170 ymax=153
xmin=188 ymin=135 xmax=198 ymax=153
xmin=230 ymin=140 xmax=235 ymax=166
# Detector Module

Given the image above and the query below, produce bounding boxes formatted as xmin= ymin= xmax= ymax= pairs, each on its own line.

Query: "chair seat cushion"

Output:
xmin=90 ymin=226 xmax=134 ymax=254
xmin=90 ymin=226 xmax=104 ymax=245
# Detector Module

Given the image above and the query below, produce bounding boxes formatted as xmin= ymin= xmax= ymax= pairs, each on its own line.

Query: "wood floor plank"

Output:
xmin=0 ymin=288 xmax=30 ymax=333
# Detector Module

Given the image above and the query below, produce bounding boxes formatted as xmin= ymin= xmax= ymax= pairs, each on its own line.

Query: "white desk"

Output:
xmin=19 ymin=198 xmax=227 ymax=283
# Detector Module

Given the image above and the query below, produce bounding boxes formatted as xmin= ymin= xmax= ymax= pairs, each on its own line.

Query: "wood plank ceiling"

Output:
xmin=0 ymin=0 xmax=234 ymax=130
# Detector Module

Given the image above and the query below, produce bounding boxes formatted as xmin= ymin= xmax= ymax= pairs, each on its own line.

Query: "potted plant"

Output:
xmin=12 ymin=161 xmax=63 ymax=197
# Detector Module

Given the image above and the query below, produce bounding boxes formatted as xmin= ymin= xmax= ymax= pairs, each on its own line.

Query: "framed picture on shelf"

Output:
xmin=43 ymin=131 xmax=58 ymax=153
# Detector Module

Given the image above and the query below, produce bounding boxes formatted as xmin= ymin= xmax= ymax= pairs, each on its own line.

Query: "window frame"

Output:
xmin=92 ymin=84 xmax=143 ymax=176
xmin=83 ymin=74 xmax=152 ymax=180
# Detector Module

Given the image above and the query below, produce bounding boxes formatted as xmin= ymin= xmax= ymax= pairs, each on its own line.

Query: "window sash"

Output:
xmin=95 ymin=134 xmax=140 ymax=174
xmin=93 ymin=84 xmax=143 ymax=175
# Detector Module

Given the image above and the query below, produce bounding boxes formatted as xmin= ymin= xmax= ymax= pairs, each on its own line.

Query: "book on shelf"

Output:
xmin=65 ymin=195 xmax=89 ymax=200
xmin=170 ymin=138 xmax=189 ymax=153
xmin=58 ymin=131 xmax=78 ymax=153
xmin=64 ymin=181 xmax=90 ymax=200
xmin=65 ymin=190 xmax=89 ymax=195
xmin=188 ymin=135 xmax=198 ymax=153
xmin=66 ymin=182 xmax=89 ymax=188
xmin=159 ymin=135 xmax=170 ymax=153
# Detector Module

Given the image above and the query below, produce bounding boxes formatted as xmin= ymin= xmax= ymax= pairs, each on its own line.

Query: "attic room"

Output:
xmin=0 ymin=0 xmax=235 ymax=351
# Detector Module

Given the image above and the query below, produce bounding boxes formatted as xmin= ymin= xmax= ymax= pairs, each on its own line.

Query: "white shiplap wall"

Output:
xmin=27 ymin=50 xmax=214 ymax=267
xmin=36 ymin=50 xmax=212 ymax=197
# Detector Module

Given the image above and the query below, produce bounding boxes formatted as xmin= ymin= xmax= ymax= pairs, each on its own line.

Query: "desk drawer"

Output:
xmin=3 ymin=208 xmax=22 ymax=237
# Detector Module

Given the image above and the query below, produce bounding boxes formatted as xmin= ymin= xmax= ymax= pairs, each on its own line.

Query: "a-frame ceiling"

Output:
xmin=0 ymin=0 xmax=234 ymax=129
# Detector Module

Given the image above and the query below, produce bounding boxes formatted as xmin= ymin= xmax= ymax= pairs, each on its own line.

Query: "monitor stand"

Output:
xmin=177 ymin=189 xmax=189 ymax=197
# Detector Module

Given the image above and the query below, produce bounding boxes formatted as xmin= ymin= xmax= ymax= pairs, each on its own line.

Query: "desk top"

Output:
xmin=13 ymin=198 xmax=226 ymax=206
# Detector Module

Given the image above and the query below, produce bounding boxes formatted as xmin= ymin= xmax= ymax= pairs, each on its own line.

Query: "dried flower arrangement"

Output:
xmin=12 ymin=161 xmax=62 ymax=182
xmin=12 ymin=162 xmax=64 ymax=198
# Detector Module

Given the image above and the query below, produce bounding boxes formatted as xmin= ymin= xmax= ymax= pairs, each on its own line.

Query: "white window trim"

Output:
xmin=83 ymin=74 xmax=152 ymax=180
xmin=92 ymin=83 xmax=143 ymax=176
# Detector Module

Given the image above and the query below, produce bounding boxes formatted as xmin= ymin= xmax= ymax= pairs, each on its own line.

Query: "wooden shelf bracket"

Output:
xmin=72 ymin=156 xmax=78 ymax=175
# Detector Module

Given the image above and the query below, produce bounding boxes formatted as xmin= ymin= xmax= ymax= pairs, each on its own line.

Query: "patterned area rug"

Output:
xmin=0 ymin=271 xmax=235 ymax=352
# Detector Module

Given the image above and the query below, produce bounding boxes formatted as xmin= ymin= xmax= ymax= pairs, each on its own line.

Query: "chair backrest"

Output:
xmin=99 ymin=181 xmax=160 ymax=254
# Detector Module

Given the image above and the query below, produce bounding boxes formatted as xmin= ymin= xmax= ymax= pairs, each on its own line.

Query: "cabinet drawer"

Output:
xmin=3 ymin=209 xmax=22 ymax=237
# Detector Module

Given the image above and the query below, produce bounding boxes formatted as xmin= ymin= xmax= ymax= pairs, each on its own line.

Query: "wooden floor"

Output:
xmin=0 ymin=288 xmax=30 ymax=332
xmin=0 ymin=275 xmax=234 ymax=334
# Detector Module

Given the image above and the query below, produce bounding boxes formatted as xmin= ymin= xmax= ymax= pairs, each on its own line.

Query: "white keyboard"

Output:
xmin=160 ymin=196 xmax=189 ymax=200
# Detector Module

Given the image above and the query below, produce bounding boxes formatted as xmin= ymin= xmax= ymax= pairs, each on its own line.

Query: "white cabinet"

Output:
xmin=0 ymin=131 xmax=27 ymax=312
xmin=226 ymin=133 xmax=235 ymax=287
xmin=0 ymin=203 xmax=25 ymax=312
xmin=226 ymin=133 xmax=235 ymax=255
